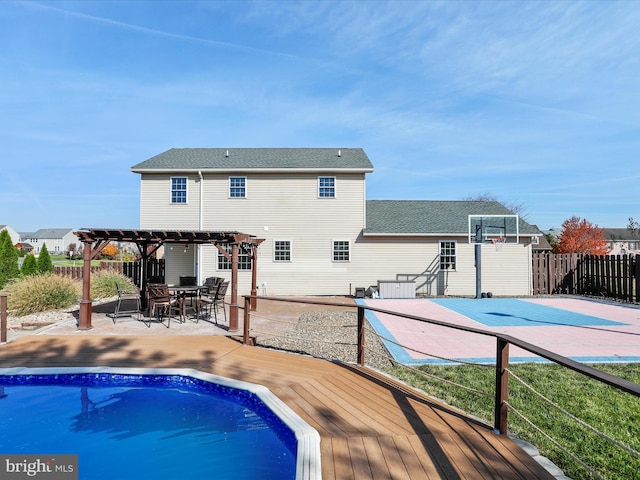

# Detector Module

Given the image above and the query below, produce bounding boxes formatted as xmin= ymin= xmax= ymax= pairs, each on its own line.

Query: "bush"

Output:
xmin=4 ymin=274 xmax=81 ymax=317
xmin=90 ymin=269 xmax=137 ymax=299
xmin=21 ymin=253 xmax=37 ymax=276
xmin=37 ymin=244 xmax=53 ymax=274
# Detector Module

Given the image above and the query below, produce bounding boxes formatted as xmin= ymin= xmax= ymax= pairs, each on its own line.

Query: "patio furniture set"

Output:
xmin=112 ymin=276 xmax=229 ymax=328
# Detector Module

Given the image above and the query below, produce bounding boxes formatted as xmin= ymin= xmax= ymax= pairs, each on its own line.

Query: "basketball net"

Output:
xmin=490 ymin=237 xmax=506 ymax=251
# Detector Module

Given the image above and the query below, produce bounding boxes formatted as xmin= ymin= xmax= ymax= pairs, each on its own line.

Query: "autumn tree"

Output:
xmin=37 ymin=243 xmax=54 ymax=274
xmin=101 ymin=243 xmax=119 ymax=259
xmin=555 ymin=216 xmax=609 ymax=255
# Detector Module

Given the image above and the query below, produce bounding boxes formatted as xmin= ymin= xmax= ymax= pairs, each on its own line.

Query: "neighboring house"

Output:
xmin=604 ymin=228 xmax=640 ymax=255
xmin=131 ymin=148 xmax=542 ymax=297
xmin=18 ymin=228 xmax=76 ymax=255
xmin=0 ymin=225 xmax=20 ymax=246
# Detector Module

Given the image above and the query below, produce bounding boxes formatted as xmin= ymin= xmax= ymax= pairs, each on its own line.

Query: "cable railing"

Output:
xmin=242 ymin=295 xmax=640 ymax=479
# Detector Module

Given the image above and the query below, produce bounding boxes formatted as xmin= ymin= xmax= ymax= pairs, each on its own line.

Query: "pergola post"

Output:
xmin=78 ymin=240 xmax=94 ymax=330
xmin=229 ymin=242 xmax=239 ymax=331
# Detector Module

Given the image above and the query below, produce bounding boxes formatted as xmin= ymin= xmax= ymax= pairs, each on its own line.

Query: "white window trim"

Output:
xmin=273 ymin=239 xmax=292 ymax=262
xmin=318 ymin=176 xmax=336 ymax=198
xmin=170 ymin=176 xmax=188 ymax=204
xmin=439 ymin=240 xmax=457 ymax=271
xmin=229 ymin=176 xmax=247 ymax=198
xmin=332 ymin=239 xmax=350 ymax=262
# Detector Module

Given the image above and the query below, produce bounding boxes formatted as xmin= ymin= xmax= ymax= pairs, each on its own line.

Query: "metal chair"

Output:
xmin=146 ymin=283 xmax=181 ymax=328
xmin=199 ymin=281 xmax=229 ymax=325
xmin=111 ymin=282 xmax=141 ymax=323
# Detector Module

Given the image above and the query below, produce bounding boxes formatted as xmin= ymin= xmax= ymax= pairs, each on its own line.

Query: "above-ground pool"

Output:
xmin=0 ymin=367 xmax=321 ymax=479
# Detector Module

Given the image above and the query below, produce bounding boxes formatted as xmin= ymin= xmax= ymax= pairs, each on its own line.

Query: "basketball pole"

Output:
xmin=475 ymin=242 xmax=482 ymax=299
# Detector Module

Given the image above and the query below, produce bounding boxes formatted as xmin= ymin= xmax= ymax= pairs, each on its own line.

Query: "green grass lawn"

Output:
xmin=384 ymin=362 xmax=640 ymax=480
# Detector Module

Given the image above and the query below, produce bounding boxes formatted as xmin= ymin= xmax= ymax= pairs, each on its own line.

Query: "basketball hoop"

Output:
xmin=490 ymin=237 xmax=506 ymax=251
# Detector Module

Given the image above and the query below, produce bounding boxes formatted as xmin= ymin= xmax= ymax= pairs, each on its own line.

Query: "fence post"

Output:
xmin=357 ymin=305 xmax=365 ymax=366
xmin=1 ymin=294 xmax=7 ymax=343
xmin=243 ymin=296 xmax=251 ymax=345
xmin=495 ymin=338 xmax=509 ymax=435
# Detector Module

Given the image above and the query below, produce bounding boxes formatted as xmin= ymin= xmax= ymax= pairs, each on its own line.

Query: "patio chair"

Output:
xmin=199 ymin=281 xmax=229 ymax=325
xmin=146 ymin=283 xmax=181 ymax=328
xmin=111 ymin=282 xmax=142 ymax=323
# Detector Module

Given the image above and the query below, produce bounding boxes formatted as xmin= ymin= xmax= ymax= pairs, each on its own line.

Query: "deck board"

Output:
xmin=0 ymin=335 xmax=555 ymax=480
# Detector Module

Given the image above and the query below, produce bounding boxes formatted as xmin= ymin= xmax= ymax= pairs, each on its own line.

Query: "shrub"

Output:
xmin=90 ymin=269 xmax=137 ymax=299
xmin=21 ymin=253 xmax=38 ymax=276
xmin=37 ymin=243 xmax=53 ymax=274
xmin=0 ymin=230 xmax=20 ymax=289
xmin=4 ymin=274 xmax=81 ymax=316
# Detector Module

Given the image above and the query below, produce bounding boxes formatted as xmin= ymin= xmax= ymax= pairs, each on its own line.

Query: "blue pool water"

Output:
xmin=0 ymin=373 xmax=297 ymax=479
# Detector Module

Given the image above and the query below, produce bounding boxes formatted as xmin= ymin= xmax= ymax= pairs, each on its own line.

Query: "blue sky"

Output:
xmin=2 ymin=0 xmax=639 ymax=233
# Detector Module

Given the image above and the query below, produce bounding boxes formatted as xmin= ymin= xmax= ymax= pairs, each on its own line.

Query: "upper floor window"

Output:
xmin=440 ymin=241 xmax=456 ymax=270
xmin=629 ymin=242 xmax=638 ymax=250
xmin=171 ymin=177 xmax=187 ymax=204
xmin=332 ymin=240 xmax=350 ymax=262
xmin=217 ymin=243 xmax=252 ymax=271
xmin=229 ymin=177 xmax=246 ymax=198
xmin=274 ymin=240 xmax=291 ymax=262
xmin=318 ymin=177 xmax=335 ymax=198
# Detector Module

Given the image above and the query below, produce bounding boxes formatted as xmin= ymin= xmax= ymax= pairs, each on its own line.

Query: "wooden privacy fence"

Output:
xmin=54 ymin=259 xmax=165 ymax=287
xmin=533 ymin=253 xmax=640 ymax=303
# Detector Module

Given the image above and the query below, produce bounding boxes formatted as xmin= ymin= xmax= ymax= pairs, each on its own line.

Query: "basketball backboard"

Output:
xmin=468 ymin=215 xmax=519 ymax=244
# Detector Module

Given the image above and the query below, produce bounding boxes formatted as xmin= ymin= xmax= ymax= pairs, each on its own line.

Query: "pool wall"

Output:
xmin=0 ymin=366 xmax=322 ymax=480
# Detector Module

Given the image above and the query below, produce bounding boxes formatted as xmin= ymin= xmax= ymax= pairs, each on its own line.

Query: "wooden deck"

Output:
xmin=0 ymin=335 xmax=554 ymax=479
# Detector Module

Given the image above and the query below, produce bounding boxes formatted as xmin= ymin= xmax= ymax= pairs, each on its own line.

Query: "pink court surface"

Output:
xmin=360 ymin=297 xmax=640 ymax=365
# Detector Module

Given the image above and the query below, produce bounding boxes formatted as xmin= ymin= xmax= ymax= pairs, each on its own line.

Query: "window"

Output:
xmin=332 ymin=240 xmax=350 ymax=262
xmin=440 ymin=241 xmax=456 ymax=270
xmin=274 ymin=240 xmax=291 ymax=262
xmin=630 ymin=242 xmax=638 ymax=250
xmin=318 ymin=177 xmax=335 ymax=198
xmin=171 ymin=177 xmax=187 ymax=203
xmin=229 ymin=177 xmax=246 ymax=198
xmin=217 ymin=244 xmax=252 ymax=271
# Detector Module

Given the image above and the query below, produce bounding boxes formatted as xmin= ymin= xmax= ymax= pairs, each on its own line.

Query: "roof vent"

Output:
xmin=225 ymin=150 xmax=229 ymax=157
xmin=338 ymin=149 xmax=341 ymax=157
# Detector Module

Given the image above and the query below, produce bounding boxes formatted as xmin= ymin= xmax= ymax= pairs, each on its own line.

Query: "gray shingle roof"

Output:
xmin=604 ymin=228 xmax=640 ymax=241
xmin=131 ymin=148 xmax=374 ymax=171
xmin=20 ymin=228 xmax=74 ymax=239
xmin=365 ymin=200 xmax=540 ymax=235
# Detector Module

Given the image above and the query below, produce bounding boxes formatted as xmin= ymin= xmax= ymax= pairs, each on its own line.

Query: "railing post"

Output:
xmin=357 ymin=305 xmax=365 ymax=366
xmin=1 ymin=294 xmax=8 ymax=343
xmin=243 ymin=296 xmax=251 ymax=345
xmin=495 ymin=337 xmax=509 ymax=435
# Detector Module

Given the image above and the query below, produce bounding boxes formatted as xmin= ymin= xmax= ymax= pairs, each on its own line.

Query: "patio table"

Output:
xmin=168 ymin=285 xmax=207 ymax=321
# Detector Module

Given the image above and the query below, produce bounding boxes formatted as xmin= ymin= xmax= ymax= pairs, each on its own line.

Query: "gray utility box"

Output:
xmin=377 ymin=280 xmax=416 ymax=299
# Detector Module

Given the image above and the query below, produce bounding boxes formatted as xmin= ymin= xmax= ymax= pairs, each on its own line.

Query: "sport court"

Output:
xmin=360 ymin=297 xmax=640 ymax=365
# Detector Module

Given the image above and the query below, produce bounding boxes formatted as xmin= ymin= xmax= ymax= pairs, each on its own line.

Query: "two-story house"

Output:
xmin=604 ymin=228 xmax=640 ymax=256
xmin=131 ymin=148 xmax=541 ymax=297
xmin=19 ymin=228 xmax=76 ymax=255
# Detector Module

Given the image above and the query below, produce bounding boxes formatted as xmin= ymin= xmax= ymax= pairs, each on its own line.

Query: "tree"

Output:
xmin=0 ymin=229 xmax=20 ymax=288
xmin=21 ymin=253 xmax=38 ymax=276
xmin=629 ymin=217 xmax=640 ymax=233
xmin=555 ymin=216 xmax=609 ymax=255
xmin=37 ymin=243 xmax=54 ymax=274
xmin=101 ymin=243 xmax=119 ymax=259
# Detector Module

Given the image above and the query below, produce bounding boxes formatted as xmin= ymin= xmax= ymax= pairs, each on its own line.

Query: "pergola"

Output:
xmin=73 ymin=228 xmax=264 ymax=331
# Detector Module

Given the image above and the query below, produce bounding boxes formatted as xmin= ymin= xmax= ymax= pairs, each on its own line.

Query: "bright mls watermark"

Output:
xmin=1 ymin=455 xmax=77 ymax=479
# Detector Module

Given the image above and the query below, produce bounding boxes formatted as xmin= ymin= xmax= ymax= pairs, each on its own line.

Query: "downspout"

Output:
xmin=197 ymin=170 xmax=203 ymax=284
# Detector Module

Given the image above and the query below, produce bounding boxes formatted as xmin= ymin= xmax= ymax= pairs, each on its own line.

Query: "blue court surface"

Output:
xmin=361 ymin=297 xmax=640 ymax=365
xmin=429 ymin=298 xmax=627 ymax=327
